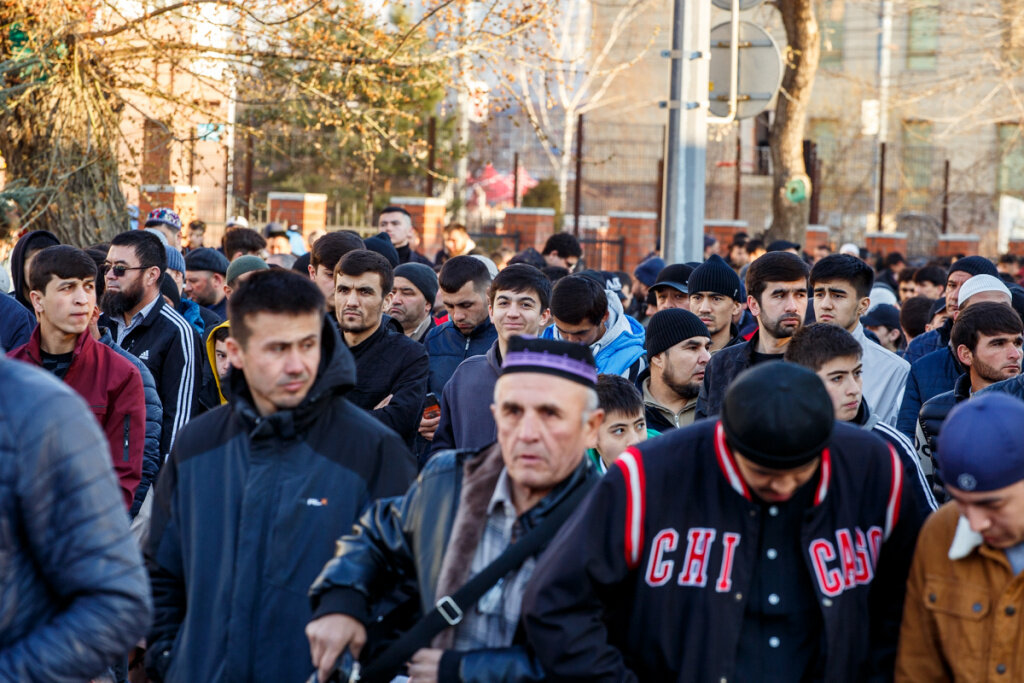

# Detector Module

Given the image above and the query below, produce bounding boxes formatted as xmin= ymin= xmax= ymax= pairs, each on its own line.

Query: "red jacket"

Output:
xmin=9 ymin=328 xmax=146 ymax=509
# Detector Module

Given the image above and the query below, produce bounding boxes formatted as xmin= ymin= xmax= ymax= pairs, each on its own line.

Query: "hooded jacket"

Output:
xmin=0 ymin=357 xmax=152 ymax=682
xmin=432 ymin=342 xmax=502 ymax=454
xmin=9 ymin=327 xmax=146 ymax=509
xmin=425 ymin=318 xmax=498 ymax=395
xmin=852 ymin=322 xmax=909 ymax=427
xmin=205 ymin=320 xmax=231 ymax=406
xmin=309 ymin=443 xmax=599 ymax=683
xmin=9 ymin=229 xmax=60 ymax=312
xmin=0 ymin=291 xmax=35 ymax=352
xmin=144 ymin=319 xmax=416 ymax=683
xmin=522 ymin=420 xmax=927 ymax=682
xmin=543 ymin=292 xmax=647 ymax=380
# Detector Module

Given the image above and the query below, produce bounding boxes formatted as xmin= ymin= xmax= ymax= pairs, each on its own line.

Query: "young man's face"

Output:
xmin=442 ymin=281 xmax=491 ymax=335
xmin=945 ymin=271 xmax=973 ymax=317
xmin=594 ymin=410 xmax=647 ymax=467
xmin=813 ymin=279 xmax=869 ymax=332
xmin=958 ymin=331 xmax=1024 ymax=386
xmin=733 ymin=452 xmax=821 ymax=503
xmin=654 ymin=336 xmax=712 ymax=399
xmin=389 ymin=276 xmax=431 ymax=329
xmin=544 ymin=251 xmax=578 ymax=270
xmin=866 ymin=324 xmax=902 ymax=353
xmin=267 ymin=235 xmax=292 ymax=256
xmin=31 ymin=275 xmax=96 ymax=337
xmin=335 ymin=270 xmax=391 ymax=336
xmin=947 ymin=479 xmax=1024 ymax=548
xmin=926 ymin=311 xmax=949 ymax=332
xmin=489 ymin=288 xmax=550 ymax=343
xmin=898 ymin=280 xmax=917 ymax=301
xmin=689 ymin=291 xmax=741 ymax=337
xmin=226 ymin=311 xmax=322 ymax=416
xmin=444 ymin=230 xmax=469 ymax=256
xmin=814 ymin=355 xmax=863 ymax=422
xmin=813 ymin=246 xmax=830 ymax=263
xmin=553 ymin=314 xmax=606 ymax=346
xmin=308 ymin=263 xmax=337 ymax=312
xmin=378 ymin=212 xmax=413 ymax=248
xmin=729 ymin=245 xmax=748 ymax=268
xmin=748 ymin=280 xmax=808 ymax=340
xmin=214 ymin=339 xmax=231 ymax=379
xmin=654 ymin=286 xmax=689 ymax=311
xmin=916 ymin=280 xmax=944 ymax=300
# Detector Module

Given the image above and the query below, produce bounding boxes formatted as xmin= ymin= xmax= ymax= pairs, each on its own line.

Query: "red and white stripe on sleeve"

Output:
xmin=614 ymin=447 xmax=646 ymax=569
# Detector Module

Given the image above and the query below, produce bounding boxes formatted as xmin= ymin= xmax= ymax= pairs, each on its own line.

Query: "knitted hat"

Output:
xmin=938 ymin=393 xmax=1024 ymax=492
xmin=225 ymin=255 xmax=269 ymax=285
xmin=144 ymin=207 xmax=182 ymax=233
xmin=652 ymin=263 xmax=695 ymax=294
xmin=159 ymin=272 xmax=181 ymax=309
xmin=721 ymin=363 xmax=834 ymax=469
xmin=471 ymin=254 xmax=499 ymax=279
xmin=687 ymin=254 xmax=741 ymax=301
xmin=394 ymin=263 xmax=439 ymax=303
xmin=502 ymin=336 xmax=597 ymax=388
xmin=164 ymin=245 xmax=186 ymax=274
xmin=957 ymin=274 xmax=1011 ymax=307
xmin=948 ymin=255 xmax=998 ymax=280
xmin=185 ymin=247 xmax=230 ymax=276
xmin=767 ymin=239 xmax=800 ymax=253
xmin=364 ymin=232 xmax=399 ymax=267
xmin=645 ymin=309 xmax=711 ymax=360
xmin=634 ymin=257 xmax=666 ymax=287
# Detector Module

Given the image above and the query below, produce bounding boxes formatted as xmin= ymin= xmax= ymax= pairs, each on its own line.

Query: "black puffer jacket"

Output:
xmin=916 ymin=373 xmax=971 ymax=475
xmin=0 ymin=357 xmax=152 ymax=681
xmin=309 ymin=445 xmax=599 ymax=683
xmin=145 ymin=320 xmax=416 ymax=683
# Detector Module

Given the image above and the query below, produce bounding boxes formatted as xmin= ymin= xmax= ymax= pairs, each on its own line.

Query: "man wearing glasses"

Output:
xmin=100 ymin=230 xmax=202 ymax=493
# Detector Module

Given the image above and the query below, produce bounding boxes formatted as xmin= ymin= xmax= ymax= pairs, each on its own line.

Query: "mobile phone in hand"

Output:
xmin=422 ymin=392 xmax=440 ymax=420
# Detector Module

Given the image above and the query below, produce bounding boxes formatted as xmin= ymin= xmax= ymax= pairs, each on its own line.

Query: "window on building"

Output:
xmin=820 ymin=0 xmax=845 ymax=69
xmin=998 ymin=123 xmax=1024 ymax=197
xmin=902 ymin=120 xmax=934 ymax=208
xmin=907 ymin=0 xmax=940 ymax=70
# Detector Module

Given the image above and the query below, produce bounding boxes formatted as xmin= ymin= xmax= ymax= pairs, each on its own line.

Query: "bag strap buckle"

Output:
xmin=435 ymin=595 xmax=464 ymax=626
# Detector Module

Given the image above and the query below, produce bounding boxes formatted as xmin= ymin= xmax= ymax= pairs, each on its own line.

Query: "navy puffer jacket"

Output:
xmin=0 ymin=358 xmax=152 ymax=681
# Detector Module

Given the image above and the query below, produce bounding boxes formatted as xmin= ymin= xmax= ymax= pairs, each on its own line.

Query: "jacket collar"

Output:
xmin=948 ymin=514 xmax=984 ymax=560
xmin=713 ymin=420 xmax=832 ymax=505
xmin=345 ymin=318 xmax=388 ymax=355
xmin=485 ymin=340 xmax=503 ymax=371
xmin=22 ymin=326 xmax=92 ymax=366
xmin=851 ymin=400 xmax=879 ymax=431
xmin=953 ymin=372 xmax=972 ymax=400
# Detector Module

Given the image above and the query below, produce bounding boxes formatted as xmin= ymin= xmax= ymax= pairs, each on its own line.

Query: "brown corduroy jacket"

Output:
xmin=895 ymin=502 xmax=1024 ymax=682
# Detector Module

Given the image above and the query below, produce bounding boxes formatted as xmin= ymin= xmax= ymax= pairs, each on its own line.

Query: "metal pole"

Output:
xmin=243 ymin=134 xmax=254 ymax=219
xmin=661 ymin=0 xmax=710 ymax=264
xmin=733 ymin=131 xmax=742 ymax=220
xmin=426 ymin=116 xmax=437 ymax=197
xmin=810 ymin=157 xmax=822 ymax=226
xmin=573 ymin=114 xmax=584 ymax=236
xmin=877 ymin=141 xmax=887 ymax=231
xmin=513 ymin=152 xmax=520 ymax=208
xmin=941 ymin=159 xmax=950 ymax=234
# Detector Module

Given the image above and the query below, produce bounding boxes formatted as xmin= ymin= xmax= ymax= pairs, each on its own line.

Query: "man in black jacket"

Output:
xmin=636 ymin=308 xmax=711 ymax=432
xmin=306 ymin=337 xmax=603 ymax=683
xmin=523 ymin=362 xmax=926 ymax=682
xmin=335 ymin=249 xmax=429 ymax=445
xmin=145 ymin=269 xmax=416 ymax=683
xmin=697 ymin=251 xmax=809 ymax=418
xmin=100 ymin=230 xmax=202 ymax=460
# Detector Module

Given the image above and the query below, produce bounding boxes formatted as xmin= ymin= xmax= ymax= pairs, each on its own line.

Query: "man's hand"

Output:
xmin=373 ymin=394 xmax=393 ymax=410
xmin=418 ymin=413 xmax=440 ymax=441
xmin=407 ymin=648 xmax=444 ymax=683
xmin=306 ymin=614 xmax=366 ymax=683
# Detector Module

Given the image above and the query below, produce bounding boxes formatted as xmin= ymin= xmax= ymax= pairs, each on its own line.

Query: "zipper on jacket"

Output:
xmin=465 ymin=336 xmax=470 ymax=354
xmin=123 ymin=415 xmax=131 ymax=461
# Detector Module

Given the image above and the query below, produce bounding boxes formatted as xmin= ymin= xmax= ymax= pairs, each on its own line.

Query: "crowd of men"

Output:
xmin=3 ymin=208 xmax=1024 ymax=683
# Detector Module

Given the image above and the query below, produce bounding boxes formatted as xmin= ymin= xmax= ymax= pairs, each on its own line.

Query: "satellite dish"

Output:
xmin=708 ymin=21 xmax=784 ymax=120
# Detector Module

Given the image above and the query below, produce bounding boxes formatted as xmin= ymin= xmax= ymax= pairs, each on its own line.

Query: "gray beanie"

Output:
xmin=394 ymin=262 xmax=439 ymax=303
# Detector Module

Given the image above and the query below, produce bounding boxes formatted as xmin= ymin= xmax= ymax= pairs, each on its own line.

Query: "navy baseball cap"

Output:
xmin=938 ymin=393 xmax=1024 ymax=492
xmin=652 ymin=263 xmax=695 ymax=295
xmin=861 ymin=304 xmax=900 ymax=330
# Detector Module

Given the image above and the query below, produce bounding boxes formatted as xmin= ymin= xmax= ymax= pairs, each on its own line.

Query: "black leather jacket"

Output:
xmin=309 ymin=446 xmax=599 ymax=683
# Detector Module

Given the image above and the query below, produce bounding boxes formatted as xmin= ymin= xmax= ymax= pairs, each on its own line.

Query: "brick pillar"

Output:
xmin=267 ymin=192 xmax=327 ymax=240
xmin=388 ymin=197 xmax=447 ymax=256
xmin=703 ymin=220 xmax=749 ymax=257
xmin=502 ymin=208 xmax=555 ymax=252
xmin=139 ymin=185 xmax=199 ymax=229
xmin=805 ymin=225 xmax=831 ymax=253
xmin=1008 ymin=239 xmax=1024 ymax=257
xmin=608 ymin=211 xmax=658 ymax=272
xmin=864 ymin=232 xmax=908 ymax=259
xmin=937 ymin=233 xmax=980 ymax=259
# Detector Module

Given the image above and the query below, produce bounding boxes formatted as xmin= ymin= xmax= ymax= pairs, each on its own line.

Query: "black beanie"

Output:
xmin=364 ymin=232 xmax=400 ymax=267
xmin=645 ymin=308 xmax=711 ymax=360
xmin=721 ymin=363 xmax=834 ymax=469
xmin=394 ymin=262 xmax=439 ymax=303
xmin=948 ymin=255 xmax=997 ymax=279
xmin=160 ymin=272 xmax=181 ymax=310
xmin=687 ymin=254 xmax=742 ymax=301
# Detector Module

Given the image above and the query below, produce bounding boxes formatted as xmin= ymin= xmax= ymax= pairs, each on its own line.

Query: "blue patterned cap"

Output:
xmin=144 ymin=207 xmax=182 ymax=232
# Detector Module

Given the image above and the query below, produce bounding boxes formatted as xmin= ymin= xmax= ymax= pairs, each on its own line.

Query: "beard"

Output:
xmin=663 ymin=366 xmax=702 ymax=400
xmin=760 ymin=312 xmax=803 ymax=339
xmin=100 ymin=280 xmax=145 ymax=318
xmin=972 ymin=356 xmax=1021 ymax=383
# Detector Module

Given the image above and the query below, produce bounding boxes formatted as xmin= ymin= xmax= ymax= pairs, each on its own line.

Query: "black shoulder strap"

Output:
xmin=357 ymin=478 xmax=592 ymax=681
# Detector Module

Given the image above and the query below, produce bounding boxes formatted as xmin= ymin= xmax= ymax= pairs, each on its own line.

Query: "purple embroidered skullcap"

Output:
xmin=501 ymin=336 xmax=597 ymax=388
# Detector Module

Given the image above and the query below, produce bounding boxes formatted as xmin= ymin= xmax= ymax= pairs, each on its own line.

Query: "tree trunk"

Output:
xmin=767 ymin=0 xmax=820 ymax=245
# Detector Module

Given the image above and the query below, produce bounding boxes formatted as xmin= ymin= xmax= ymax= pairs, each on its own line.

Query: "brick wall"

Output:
xmin=267 ymin=192 xmax=327 ymax=239
xmin=1008 ymin=239 xmax=1024 ymax=257
xmin=502 ymin=208 xmax=555 ymax=252
xmin=937 ymin=234 xmax=980 ymax=259
xmin=704 ymin=220 xmax=749 ymax=257
xmin=608 ymin=212 xmax=658 ymax=272
xmin=805 ymin=225 xmax=831 ymax=252
xmin=865 ymin=232 xmax=908 ymax=259
xmin=388 ymin=197 xmax=447 ymax=255
xmin=139 ymin=185 xmax=199 ymax=231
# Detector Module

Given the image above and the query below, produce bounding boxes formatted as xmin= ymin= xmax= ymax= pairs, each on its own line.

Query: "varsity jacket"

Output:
xmin=522 ymin=420 xmax=926 ymax=682
xmin=101 ymin=295 xmax=202 ymax=458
